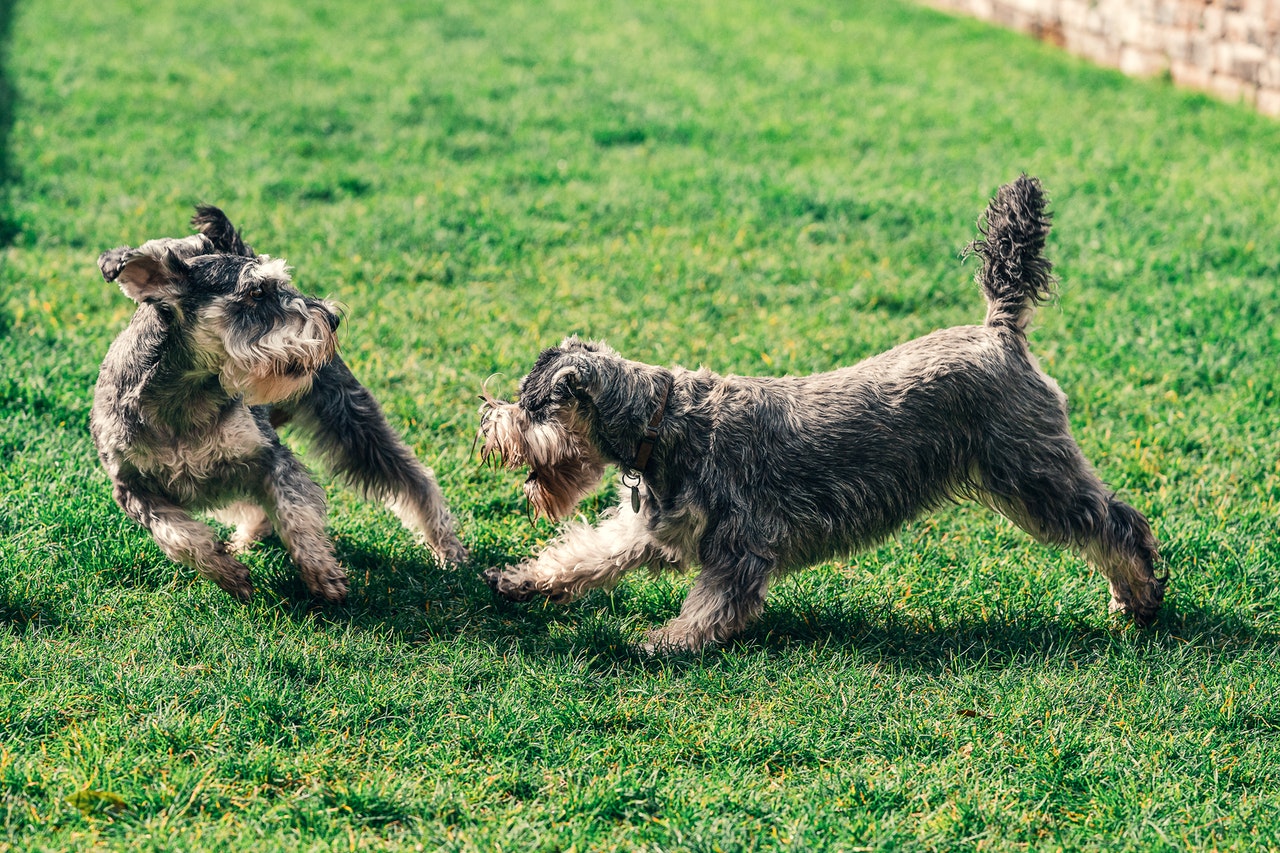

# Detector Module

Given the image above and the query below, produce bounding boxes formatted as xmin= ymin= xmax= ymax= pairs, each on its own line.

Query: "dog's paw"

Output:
xmin=483 ymin=566 xmax=539 ymax=602
xmin=310 ymin=571 xmax=349 ymax=605
xmin=210 ymin=564 xmax=254 ymax=603
xmin=639 ymin=625 xmax=706 ymax=655
xmin=226 ymin=535 xmax=258 ymax=556
xmin=437 ymin=537 xmax=470 ymax=569
xmin=1109 ymin=571 xmax=1166 ymax=627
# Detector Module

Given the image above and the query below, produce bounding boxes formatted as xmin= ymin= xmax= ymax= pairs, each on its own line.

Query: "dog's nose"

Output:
xmin=326 ymin=310 xmax=340 ymax=332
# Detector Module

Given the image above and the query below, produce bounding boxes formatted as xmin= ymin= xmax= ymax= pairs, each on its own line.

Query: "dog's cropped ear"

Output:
xmin=109 ymin=248 xmax=190 ymax=304
xmin=520 ymin=347 xmax=603 ymax=413
xmin=550 ymin=359 xmax=597 ymax=395
xmin=191 ymin=204 xmax=255 ymax=257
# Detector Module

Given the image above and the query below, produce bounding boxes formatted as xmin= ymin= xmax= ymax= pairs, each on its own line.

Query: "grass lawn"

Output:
xmin=4 ymin=0 xmax=1280 ymax=849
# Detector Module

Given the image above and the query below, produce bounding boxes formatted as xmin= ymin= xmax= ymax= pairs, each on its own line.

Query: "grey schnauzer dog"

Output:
xmin=91 ymin=207 xmax=466 ymax=603
xmin=478 ymin=176 xmax=1164 ymax=651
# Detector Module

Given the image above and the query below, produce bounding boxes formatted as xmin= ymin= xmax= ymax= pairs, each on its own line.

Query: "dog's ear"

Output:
xmin=520 ymin=348 xmax=601 ymax=413
xmin=550 ymin=337 xmax=615 ymax=393
xmin=191 ymin=204 xmax=255 ymax=257
xmin=97 ymin=246 xmax=134 ymax=284
xmin=99 ymin=232 xmax=215 ymax=285
xmin=110 ymin=248 xmax=189 ymax=304
xmin=550 ymin=359 xmax=597 ymax=395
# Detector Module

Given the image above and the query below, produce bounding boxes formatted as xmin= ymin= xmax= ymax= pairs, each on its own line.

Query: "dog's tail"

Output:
xmin=965 ymin=175 xmax=1056 ymax=334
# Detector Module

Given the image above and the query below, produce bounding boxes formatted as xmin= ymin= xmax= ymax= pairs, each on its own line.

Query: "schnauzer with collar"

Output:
xmin=478 ymin=176 xmax=1165 ymax=651
xmin=91 ymin=207 xmax=466 ymax=603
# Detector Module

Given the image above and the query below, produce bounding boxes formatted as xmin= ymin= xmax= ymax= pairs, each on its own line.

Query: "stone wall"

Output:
xmin=922 ymin=0 xmax=1280 ymax=116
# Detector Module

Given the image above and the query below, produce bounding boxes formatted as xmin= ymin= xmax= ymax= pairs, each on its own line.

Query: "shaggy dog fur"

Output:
xmin=91 ymin=208 xmax=465 ymax=602
xmin=478 ymin=176 xmax=1165 ymax=651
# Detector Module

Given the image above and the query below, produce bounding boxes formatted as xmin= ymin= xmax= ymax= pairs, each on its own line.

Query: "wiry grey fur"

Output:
xmin=91 ymin=207 xmax=465 ymax=603
xmin=479 ymin=176 xmax=1165 ymax=651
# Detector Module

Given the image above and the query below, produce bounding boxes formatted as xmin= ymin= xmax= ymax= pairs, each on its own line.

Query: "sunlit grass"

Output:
xmin=3 ymin=0 xmax=1280 ymax=849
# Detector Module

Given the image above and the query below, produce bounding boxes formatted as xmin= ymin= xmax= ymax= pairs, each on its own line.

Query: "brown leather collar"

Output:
xmin=631 ymin=375 xmax=671 ymax=475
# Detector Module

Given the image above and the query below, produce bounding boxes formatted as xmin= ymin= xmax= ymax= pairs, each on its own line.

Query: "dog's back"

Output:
xmin=676 ymin=178 xmax=1067 ymax=563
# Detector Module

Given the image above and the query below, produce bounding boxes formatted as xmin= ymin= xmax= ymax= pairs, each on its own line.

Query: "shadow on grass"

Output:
xmin=0 ymin=588 xmax=64 ymax=634
xmin=99 ymin=525 xmax=1280 ymax=676
xmin=246 ymin=534 xmax=509 ymax=623
xmin=310 ymin=540 xmax=1280 ymax=675
xmin=740 ymin=596 xmax=1280 ymax=665
xmin=0 ymin=0 xmax=18 ymax=246
xmin=461 ymin=593 xmax=1280 ymax=677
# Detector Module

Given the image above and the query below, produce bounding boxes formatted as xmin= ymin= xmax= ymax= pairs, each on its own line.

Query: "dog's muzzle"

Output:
xmin=477 ymin=397 xmax=527 ymax=468
xmin=477 ymin=396 xmax=608 ymax=521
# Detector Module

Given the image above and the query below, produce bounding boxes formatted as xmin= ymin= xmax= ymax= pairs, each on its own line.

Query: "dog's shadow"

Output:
xmin=489 ymin=596 xmax=1279 ymax=676
xmin=738 ymin=595 xmax=1275 ymax=670
xmin=296 ymin=542 xmax=1280 ymax=677
xmin=0 ymin=586 xmax=66 ymax=634
xmin=83 ymin=531 xmax=1279 ymax=677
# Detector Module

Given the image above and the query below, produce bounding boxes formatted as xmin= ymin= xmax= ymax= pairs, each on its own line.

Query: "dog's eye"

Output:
xmin=247 ymin=286 xmax=265 ymax=300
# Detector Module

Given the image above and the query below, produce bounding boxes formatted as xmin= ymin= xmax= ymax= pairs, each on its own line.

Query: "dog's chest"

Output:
xmin=125 ymin=405 xmax=270 ymax=489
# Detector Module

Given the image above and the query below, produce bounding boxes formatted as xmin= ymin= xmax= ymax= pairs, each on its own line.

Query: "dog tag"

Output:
xmin=621 ymin=469 xmax=642 ymax=514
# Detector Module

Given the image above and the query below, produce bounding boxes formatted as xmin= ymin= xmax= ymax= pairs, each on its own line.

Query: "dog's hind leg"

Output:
xmin=114 ymin=485 xmax=254 ymax=601
xmin=643 ymin=550 xmax=772 ymax=652
xmin=485 ymin=507 xmax=674 ymax=603
xmin=1080 ymin=497 xmax=1164 ymax=624
xmin=979 ymin=438 xmax=1164 ymax=625
xmin=277 ymin=357 xmax=467 ymax=566
xmin=210 ymin=501 xmax=273 ymax=554
xmin=260 ymin=452 xmax=349 ymax=604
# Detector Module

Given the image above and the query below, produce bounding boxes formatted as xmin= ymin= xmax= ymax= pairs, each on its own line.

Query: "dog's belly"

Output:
xmin=121 ymin=406 xmax=272 ymax=507
xmin=760 ymin=476 xmax=947 ymax=571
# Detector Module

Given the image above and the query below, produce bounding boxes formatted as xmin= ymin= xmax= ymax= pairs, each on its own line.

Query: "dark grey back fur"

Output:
xmin=523 ymin=328 xmax=1068 ymax=572
xmin=485 ymin=176 xmax=1163 ymax=648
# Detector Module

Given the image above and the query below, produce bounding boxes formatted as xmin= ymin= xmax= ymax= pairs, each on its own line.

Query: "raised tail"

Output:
xmin=966 ymin=175 xmax=1057 ymax=333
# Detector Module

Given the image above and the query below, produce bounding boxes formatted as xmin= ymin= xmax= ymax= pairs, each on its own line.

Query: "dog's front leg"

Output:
xmin=485 ymin=509 xmax=671 ymax=603
xmin=113 ymin=484 xmax=254 ymax=601
xmin=260 ymin=452 xmax=348 ymax=604
xmin=644 ymin=551 xmax=773 ymax=653
xmin=281 ymin=358 xmax=468 ymax=566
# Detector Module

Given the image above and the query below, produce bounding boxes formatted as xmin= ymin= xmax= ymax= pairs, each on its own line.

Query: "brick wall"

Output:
xmin=922 ymin=0 xmax=1280 ymax=116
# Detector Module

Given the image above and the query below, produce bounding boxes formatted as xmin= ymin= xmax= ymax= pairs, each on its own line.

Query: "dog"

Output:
xmin=90 ymin=206 xmax=466 ymax=603
xmin=477 ymin=176 xmax=1165 ymax=651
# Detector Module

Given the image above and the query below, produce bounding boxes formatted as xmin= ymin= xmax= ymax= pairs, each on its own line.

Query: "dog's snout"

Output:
xmin=326 ymin=310 xmax=340 ymax=333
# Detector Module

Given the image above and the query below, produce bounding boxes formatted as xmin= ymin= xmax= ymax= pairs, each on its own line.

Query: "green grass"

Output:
xmin=3 ymin=0 xmax=1280 ymax=849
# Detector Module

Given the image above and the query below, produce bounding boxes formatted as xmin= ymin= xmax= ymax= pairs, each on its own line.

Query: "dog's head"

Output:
xmin=479 ymin=336 xmax=670 ymax=521
xmin=98 ymin=208 xmax=340 ymax=406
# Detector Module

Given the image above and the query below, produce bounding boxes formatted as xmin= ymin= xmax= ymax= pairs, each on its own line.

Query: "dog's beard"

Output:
xmin=223 ymin=367 xmax=317 ymax=407
xmin=479 ymin=397 xmax=607 ymax=520
xmin=195 ymin=303 xmax=338 ymax=406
